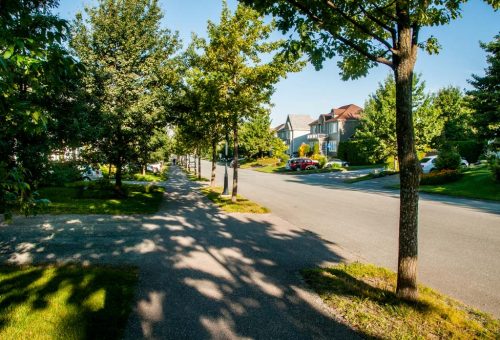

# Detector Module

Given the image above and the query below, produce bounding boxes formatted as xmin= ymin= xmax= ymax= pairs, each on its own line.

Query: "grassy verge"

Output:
xmin=0 ymin=264 xmax=138 ymax=340
xmin=200 ymin=186 xmax=270 ymax=213
xmin=185 ymin=172 xmax=210 ymax=182
xmin=302 ymin=262 xmax=499 ymax=339
xmin=38 ymin=183 xmax=165 ymax=214
xmin=419 ymin=167 xmax=499 ymax=201
xmin=344 ymin=170 xmax=398 ymax=183
xmin=346 ymin=164 xmax=385 ymax=171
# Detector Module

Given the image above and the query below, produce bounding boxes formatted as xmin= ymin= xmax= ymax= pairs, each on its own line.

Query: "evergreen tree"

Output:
xmin=468 ymin=34 xmax=500 ymax=148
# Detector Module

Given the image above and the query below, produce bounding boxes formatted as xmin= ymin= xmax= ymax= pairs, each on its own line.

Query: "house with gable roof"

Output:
xmin=307 ymin=104 xmax=362 ymax=155
xmin=275 ymin=114 xmax=314 ymax=156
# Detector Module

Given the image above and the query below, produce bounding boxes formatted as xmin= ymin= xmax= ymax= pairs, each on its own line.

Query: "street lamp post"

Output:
xmin=222 ymin=135 xmax=229 ymax=195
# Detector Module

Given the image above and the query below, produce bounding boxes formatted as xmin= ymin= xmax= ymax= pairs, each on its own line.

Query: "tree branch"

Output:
xmin=323 ymin=0 xmax=393 ymax=52
xmin=358 ymin=3 xmax=397 ymax=49
xmin=285 ymin=0 xmax=393 ymax=67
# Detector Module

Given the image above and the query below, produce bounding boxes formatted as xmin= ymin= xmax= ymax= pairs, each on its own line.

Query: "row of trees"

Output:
xmin=349 ymin=76 xmax=484 ymax=168
xmin=1 ymin=0 xmax=498 ymax=307
xmin=172 ymin=2 xmax=300 ymax=202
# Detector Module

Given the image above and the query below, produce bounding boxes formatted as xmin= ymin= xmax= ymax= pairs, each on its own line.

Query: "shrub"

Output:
xmin=490 ymin=159 xmax=500 ymax=182
xmin=298 ymin=143 xmax=310 ymax=157
xmin=420 ymin=169 xmax=463 ymax=185
xmin=313 ymin=142 xmax=320 ymax=155
xmin=452 ymin=140 xmax=484 ymax=163
xmin=435 ymin=146 xmax=461 ymax=170
xmin=41 ymin=161 xmax=82 ymax=186
xmin=337 ymin=141 xmax=371 ymax=165
xmin=277 ymin=153 xmax=289 ymax=166
xmin=311 ymin=154 xmax=327 ymax=168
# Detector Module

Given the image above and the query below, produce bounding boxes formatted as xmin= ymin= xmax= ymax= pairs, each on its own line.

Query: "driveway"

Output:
xmin=1 ymin=167 xmax=362 ymax=339
xmin=201 ymin=160 xmax=500 ymax=317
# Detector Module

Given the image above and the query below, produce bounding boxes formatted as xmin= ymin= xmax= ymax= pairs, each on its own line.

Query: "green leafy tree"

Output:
xmin=433 ymin=86 xmax=474 ymax=145
xmin=71 ymin=0 xmax=182 ymax=192
xmin=196 ymin=2 xmax=302 ymax=202
xmin=0 ymin=0 xmax=80 ymax=220
xmin=240 ymin=0 xmax=498 ymax=300
xmin=240 ymin=110 xmax=276 ymax=159
xmin=468 ymin=33 xmax=500 ymax=151
xmin=356 ymin=75 xmax=442 ymax=168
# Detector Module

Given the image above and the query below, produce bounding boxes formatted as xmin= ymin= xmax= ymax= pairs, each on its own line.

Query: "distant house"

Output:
xmin=307 ymin=104 xmax=362 ymax=156
xmin=276 ymin=114 xmax=314 ymax=156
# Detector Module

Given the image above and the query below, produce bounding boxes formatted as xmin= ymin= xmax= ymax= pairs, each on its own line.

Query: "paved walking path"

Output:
xmin=0 ymin=166 xmax=361 ymax=339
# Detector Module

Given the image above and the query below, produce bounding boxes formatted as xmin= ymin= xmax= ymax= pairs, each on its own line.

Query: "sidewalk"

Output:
xmin=0 ymin=166 xmax=361 ymax=339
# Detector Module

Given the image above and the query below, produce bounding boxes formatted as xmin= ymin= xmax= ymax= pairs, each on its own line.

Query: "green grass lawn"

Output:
xmin=419 ymin=167 xmax=500 ymax=201
xmin=0 ymin=264 xmax=138 ymax=340
xmin=185 ymin=171 xmax=210 ymax=182
xmin=344 ymin=170 xmax=399 ymax=183
xmin=38 ymin=183 xmax=165 ymax=214
xmin=200 ymin=186 xmax=270 ymax=213
xmin=303 ymin=262 xmax=499 ymax=339
xmin=346 ymin=163 xmax=385 ymax=170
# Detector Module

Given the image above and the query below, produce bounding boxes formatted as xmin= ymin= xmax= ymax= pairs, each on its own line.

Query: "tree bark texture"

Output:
xmin=211 ymin=141 xmax=217 ymax=187
xmin=394 ymin=23 xmax=420 ymax=301
xmin=231 ymin=124 xmax=239 ymax=203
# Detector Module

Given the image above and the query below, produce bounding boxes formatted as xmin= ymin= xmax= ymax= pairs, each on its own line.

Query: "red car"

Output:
xmin=286 ymin=158 xmax=319 ymax=171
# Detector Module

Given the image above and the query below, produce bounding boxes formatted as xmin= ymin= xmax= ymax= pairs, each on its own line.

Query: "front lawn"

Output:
xmin=200 ymin=186 xmax=270 ymax=213
xmin=344 ymin=170 xmax=398 ymax=183
xmin=303 ymin=262 xmax=499 ymax=339
xmin=0 ymin=264 xmax=138 ymax=340
xmin=38 ymin=183 xmax=165 ymax=214
xmin=419 ymin=167 xmax=499 ymax=201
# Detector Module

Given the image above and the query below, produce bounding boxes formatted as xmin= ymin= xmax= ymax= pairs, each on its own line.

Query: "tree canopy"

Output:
xmin=468 ymin=33 xmax=500 ymax=146
xmin=71 ymin=0 xmax=182 ymax=189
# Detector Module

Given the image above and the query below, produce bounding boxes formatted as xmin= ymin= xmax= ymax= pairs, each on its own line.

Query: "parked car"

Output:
xmin=285 ymin=158 xmax=319 ymax=171
xmin=147 ymin=162 xmax=162 ymax=173
xmin=80 ymin=165 xmax=103 ymax=181
xmin=325 ymin=159 xmax=349 ymax=168
xmin=420 ymin=155 xmax=468 ymax=173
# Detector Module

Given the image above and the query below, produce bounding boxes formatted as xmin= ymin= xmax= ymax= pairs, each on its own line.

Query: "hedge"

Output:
xmin=337 ymin=141 xmax=371 ymax=165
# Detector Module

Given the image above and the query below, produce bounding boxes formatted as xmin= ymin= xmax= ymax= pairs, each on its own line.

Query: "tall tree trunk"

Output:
xmin=141 ymin=164 xmax=146 ymax=176
xmin=231 ymin=124 xmax=239 ymax=203
xmin=211 ymin=140 xmax=217 ymax=187
xmin=394 ymin=24 xmax=420 ymax=301
xmin=198 ymin=148 xmax=201 ymax=180
xmin=187 ymin=155 xmax=191 ymax=172
xmin=115 ymin=156 xmax=124 ymax=195
xmin=194 ymin=153 xmax=198 ymax=177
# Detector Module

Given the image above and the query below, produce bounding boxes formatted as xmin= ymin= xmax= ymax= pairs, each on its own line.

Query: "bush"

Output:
xmin=41 ymin=161 xmax=81 ymax=186
xmin=420 ymin=169 xmax=463 ymax=185
xmin=277 ymin=153 xmax=289 ymax=166
xmin=435 ymin=146 xmax=461 ymax=170
xmin=298 ymin=143 xmax=310 ymax=157
xmin=337 ymin=141 xmax=371 ymax=165
xmin=490 ymin=159 xmax=500 ymax=182
xmin=311 ymin=154 xmax=327 ymax=168
xmin=452 ymin=140 xmax=484 ymax=163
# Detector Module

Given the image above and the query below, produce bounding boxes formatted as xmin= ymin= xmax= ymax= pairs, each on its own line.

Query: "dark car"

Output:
xmin=285 ymin=158 xmax=319 ymax=171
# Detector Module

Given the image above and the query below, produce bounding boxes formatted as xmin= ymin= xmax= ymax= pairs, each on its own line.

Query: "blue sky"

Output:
xmin=56 ymin=0 xmax=499 ymax=126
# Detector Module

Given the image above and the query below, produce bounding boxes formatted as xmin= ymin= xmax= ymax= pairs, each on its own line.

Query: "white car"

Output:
xmin=325 ymin=159 xmax=349 ymax=168
xmin=147 ymin=163 xmax=162 ymax=173
xmin=80 ymin=165 xmax=103 ymax=181
xmin=420 ymin=155 xmax=468 ymax=173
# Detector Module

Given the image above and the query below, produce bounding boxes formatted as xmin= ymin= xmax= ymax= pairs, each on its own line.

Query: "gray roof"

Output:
xmin=287 ymin=114 xmax=313 ymax=131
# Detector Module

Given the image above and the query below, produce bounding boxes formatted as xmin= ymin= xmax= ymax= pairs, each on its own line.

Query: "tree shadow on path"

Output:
xmin=1 ymin=166 xmax=365 ymax=339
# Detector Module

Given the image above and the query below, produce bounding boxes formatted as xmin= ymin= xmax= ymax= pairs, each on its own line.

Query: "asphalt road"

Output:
xmin=201 ymin=160 xmax=500 ymax=317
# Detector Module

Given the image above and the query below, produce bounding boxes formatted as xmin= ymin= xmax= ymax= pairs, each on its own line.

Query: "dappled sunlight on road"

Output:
xmin=0 ymin=166 xmax=362 ymax=339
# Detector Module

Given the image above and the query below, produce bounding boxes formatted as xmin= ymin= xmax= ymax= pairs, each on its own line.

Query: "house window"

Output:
xmin=328 ymin=122 xmax=338 ymax=134
xmin=327 ymin=141 xmax=337 ymax=152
